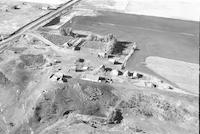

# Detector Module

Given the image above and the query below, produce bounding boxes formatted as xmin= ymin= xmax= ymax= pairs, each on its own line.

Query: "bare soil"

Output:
xmin=0 ymin=1 xmax=48 ymax=35
xmin=0 ymin=8 xmax=198 ymax=134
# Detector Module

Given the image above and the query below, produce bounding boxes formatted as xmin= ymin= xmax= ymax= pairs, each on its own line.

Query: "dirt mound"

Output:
xmin=26 ymin=79 xmax=119 ymax=133
xmin=107 ymin=109 xmax=123 ymax=124
xmin=19 ymin=54 xmax=46 ymax=68
xmin=119 ymin=93 xmax=198 ymax=122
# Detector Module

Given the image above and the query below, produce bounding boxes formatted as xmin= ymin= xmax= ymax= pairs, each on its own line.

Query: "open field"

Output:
xmin=70 ymin=12 xmax=199 ymax=75
xmin=80 ymin=0 xmax=200 ymax=21
xmin=10 ymin=0 xmax=200 ymax=21
xmin=18 ymin=0 xmax=71 ymax=5
xmin=146 ymin=56 xmax=199 ymax=95
xmin=0 ymin=1 xmax=48 ymax=35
